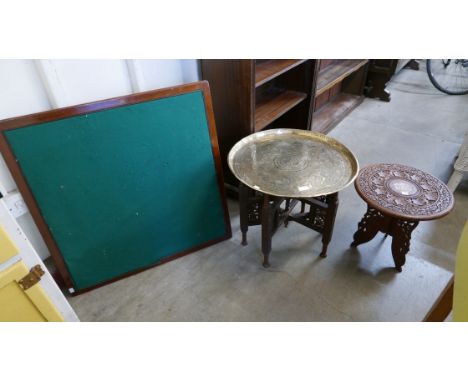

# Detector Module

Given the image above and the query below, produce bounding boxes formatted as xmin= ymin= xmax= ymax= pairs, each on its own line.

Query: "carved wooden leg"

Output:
xmin=261 ymin=194 xmax=272 ymax=268
xmin=351 ymin=206 xmax=385 ymax=247
xmin=390 ymin=219 xmax=419 ymax=272
xmin=284 ymin=199 xmax=291 ymax=227
xmin=320 ymin=192 xmax=339 ymax=258
xmin=239 ymin=182 xmax=250 ymax=246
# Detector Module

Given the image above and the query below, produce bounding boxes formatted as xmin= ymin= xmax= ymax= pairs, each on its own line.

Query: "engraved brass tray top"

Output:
xmin=355 ymin=163 xmax=454 ymax=221
xmin=228 ymin=129 xmax=359 ymax=198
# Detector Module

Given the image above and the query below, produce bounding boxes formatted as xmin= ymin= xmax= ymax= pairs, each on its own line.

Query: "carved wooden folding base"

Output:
xmin=350 ymin=206 xmax=419 ymax=272
xmin=239 ymin=182 xmax=339 ymax=267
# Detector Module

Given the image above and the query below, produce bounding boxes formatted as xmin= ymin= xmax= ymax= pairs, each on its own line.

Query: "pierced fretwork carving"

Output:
xmin=239 ymin=182 xmax=339 ymax=266
xmin=352 ymin=164 xmax=454 ymax=272
xmin=247 ymin=198 xmax=262 ymax=225
xmin=351 ymin=205 xmax=420 ymax=272
xmin=351 ymin=206 xmax=386 ymax=247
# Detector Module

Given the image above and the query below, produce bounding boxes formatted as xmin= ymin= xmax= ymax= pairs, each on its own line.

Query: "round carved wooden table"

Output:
xmin=351 ymin=163 xmax=454 ymax=271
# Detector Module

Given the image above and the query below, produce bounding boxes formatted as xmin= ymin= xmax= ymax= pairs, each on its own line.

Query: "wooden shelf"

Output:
xmin=255 ymin=59 xmax=307 ymax=87
xmin=316 ymin=59 xmax=368 ymax=96
xmin=312 ymin=93 xmax=363 ymax=133
xmin=201 ymin=59 xmax=368 ymax=189
xmin=255 ymin=88 xmax=307 ymax=131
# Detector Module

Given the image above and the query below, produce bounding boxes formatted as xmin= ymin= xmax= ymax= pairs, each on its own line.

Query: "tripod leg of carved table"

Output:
xmin=239 ymin=182 xmax=249 ymax=246
xmin=261 ymin=194 xmax=272 ymax=268
xmin=320 ymin=193 xmax=339 ymax=258
xmin=351 ymin=206 xmax=385 ymax=247
xmin=390 ymin=219 xmax=419 ymax=272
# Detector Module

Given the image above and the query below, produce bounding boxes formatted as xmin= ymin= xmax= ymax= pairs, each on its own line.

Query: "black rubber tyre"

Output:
xmin=427 ymin=59 xmax=468 ymax=95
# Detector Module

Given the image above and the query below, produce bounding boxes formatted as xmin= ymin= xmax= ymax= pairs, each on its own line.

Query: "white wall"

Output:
xmin=0 ymin=59 xmax=200 ymax=259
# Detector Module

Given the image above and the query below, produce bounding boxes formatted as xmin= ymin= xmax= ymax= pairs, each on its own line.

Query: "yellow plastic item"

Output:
xmin=453 ymin=221 xmax=468 ymax=322
xmin=0 ymin=261 xmax=64 ymax=322
xmin=0 ymin=224 xmax=19 ymax=263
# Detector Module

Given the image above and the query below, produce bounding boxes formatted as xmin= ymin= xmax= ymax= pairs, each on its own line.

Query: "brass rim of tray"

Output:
xmin=228 ymin=128 xmax=360 ymax=198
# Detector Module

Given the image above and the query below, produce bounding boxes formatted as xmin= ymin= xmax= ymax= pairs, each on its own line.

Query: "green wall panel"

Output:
xmin=5 ymin=90 xmax=229 ymax=291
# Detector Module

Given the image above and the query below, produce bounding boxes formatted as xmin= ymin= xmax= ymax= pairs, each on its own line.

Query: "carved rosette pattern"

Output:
xmin=356 ymin=164 xmax=453 ymax=218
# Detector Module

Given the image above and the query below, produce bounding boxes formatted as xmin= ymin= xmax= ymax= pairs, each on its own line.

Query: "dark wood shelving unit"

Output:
xmin=201 ymin=59 xmax=315 ymax=187
xmin=200 ymin=58 xmax=368 ymax=189
xmin=255 ymin=88 xmax=307 ymax=131
xmin=255 ymin=59 xmax=307 ymax=87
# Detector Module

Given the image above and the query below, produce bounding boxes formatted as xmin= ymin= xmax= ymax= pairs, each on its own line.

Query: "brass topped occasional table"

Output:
xmin=228 ymin=129 xmax=359 ymax=267
xmin=351 ymin=163 xmax=454 ymax=271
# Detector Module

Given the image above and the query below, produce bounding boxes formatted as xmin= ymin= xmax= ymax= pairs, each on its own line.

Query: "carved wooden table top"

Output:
xmin=355 ymin=163 xmax=454 ymax=221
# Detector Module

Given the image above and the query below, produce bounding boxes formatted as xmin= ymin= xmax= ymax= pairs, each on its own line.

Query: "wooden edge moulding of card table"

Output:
xmin=0 ymin=81 xmax=232 ymax=294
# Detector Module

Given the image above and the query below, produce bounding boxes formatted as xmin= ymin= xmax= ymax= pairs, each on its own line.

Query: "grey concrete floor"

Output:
xmin=67 ymin=61 xmax=468 ymax=321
